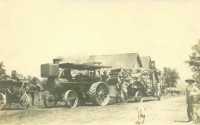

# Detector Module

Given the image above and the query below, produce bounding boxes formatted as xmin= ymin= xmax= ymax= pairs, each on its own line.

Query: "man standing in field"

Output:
xmin=29 ymin=77 xmax=41 ymax=106
xmin=185 ymin=79 xmax=199 ymax=122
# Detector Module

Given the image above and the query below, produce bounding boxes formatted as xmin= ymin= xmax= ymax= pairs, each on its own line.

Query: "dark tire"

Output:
xmin=88 ymin=82 xmax=110 ymax=106
xmin=43 ymin=92 xmax=57 ymax=108
xmin=63 ymin=90 xmax=79 ymax=108
xmin=0 ymin=93 xmax=6 ymax=110
xmin=135 ymin=90 xmax=144 ymax=102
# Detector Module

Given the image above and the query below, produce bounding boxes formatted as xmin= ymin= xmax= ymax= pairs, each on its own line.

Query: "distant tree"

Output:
xmin=0 ymin=62 xmax=9 ymax=80
xmin=186 ymin=40 xmax=200 ymax=83
xmin=162 ymin=67 xmax=180 ymax=88
xmin=0 ymin=62 xmax=6 ymax=75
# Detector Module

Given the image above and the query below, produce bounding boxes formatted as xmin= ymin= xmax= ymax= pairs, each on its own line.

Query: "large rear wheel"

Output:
xmin=89 ymin=82 xmax=110 ymax=106
xmin=63 ymin=90 xmax=79 ymax=108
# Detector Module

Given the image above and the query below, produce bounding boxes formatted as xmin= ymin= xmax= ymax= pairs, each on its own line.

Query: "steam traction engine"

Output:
xmin=41 ymin=61 xmax=111 ymax=108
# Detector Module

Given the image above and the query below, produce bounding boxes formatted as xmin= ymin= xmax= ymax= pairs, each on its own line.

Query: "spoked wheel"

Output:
xmin=19 ymin=92 xmax=31 ymax=109
xmin=43 ymin=92 xmax=57 ymax=108
xmin=0 ymin=93 xmax=6 ymax=110
xmin=63 ymin=90 xmax=79 ymax=108
xmin=88 ymin=82 xmax=110 ymax=106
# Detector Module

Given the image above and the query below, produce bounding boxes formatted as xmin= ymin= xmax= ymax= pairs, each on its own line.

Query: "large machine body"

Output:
xmin=41 ymin=62 xmax=111 ymax=108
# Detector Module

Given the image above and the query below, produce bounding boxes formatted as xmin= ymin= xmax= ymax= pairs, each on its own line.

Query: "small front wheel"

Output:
xmin=88 ymin=82 xmax=110 ymax=106
xmin=63 ymin=90 xmax=79 ymax=108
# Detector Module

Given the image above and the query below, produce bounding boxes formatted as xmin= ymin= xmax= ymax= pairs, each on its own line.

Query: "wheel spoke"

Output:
xmin=64 ymin=90 xmax=79 ymax=108
xmin=95 ymin=84 xmax=109 ymax=106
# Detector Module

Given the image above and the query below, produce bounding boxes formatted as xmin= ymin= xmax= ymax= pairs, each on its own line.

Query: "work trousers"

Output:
xmin=187 ymin=97 xmax=193 ymax=121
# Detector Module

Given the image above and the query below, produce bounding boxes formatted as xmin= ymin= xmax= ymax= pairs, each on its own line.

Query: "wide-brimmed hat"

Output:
xmin=185 ymin=79 xmax=195 ymax=83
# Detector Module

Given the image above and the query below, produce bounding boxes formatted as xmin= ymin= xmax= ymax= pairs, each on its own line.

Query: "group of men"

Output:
xmin=11 ymin=70 xmax=41 ymax=106
xmin=116 ymin=71 xmax=129 ymax=102
xmin=114 ymin=69 xmax=145 ymax=102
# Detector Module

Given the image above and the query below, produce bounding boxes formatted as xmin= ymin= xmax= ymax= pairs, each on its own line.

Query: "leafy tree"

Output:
xmin=187 ymin=40 xmax=200 ymax=83
xmin=0 ymin=62 xmax=8 ymax=80
xmin=162 ymin=67 xmax=180 ymax=88
xmin=0 ymin=62 xmax=5 ymax=75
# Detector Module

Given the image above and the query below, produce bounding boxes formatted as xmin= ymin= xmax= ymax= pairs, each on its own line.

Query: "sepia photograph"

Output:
xmin=0 ymin=0 xmax=200 ymax=125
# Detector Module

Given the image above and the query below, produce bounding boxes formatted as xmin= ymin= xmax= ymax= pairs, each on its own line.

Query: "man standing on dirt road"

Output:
xmin=29 ymin=77 xmax=41 ymax=106
xmin=185 ymin=79 xmax=199 ymax=122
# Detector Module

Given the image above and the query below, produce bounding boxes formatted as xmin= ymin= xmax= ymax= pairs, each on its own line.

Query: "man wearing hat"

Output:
xmin=185 ymin=79 xmax=199 ymax=122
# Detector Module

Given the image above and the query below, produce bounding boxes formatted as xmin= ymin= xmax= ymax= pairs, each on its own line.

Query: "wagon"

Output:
xmin=106 ymin=68 xmax=144 ymax=102
xmin=41 ymin=62 xmax=111 ymax=108
xmin=0 ymin=79 xmax=31 ymax=110
xmin=106 ymin=68 xmax=161 ymax=103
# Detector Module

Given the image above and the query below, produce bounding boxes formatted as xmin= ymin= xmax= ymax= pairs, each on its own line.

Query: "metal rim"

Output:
xmin=95 ymin=84 xmax=110 ymax=106
xmin=63 ymin=90 xmax=79 ymax=108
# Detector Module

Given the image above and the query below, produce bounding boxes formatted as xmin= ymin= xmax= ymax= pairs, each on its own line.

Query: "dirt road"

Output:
xmin=0 ymin=96 xmax=195 ymax=125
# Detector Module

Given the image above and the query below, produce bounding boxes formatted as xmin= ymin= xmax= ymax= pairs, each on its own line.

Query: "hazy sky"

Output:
xmin=0 ymin=0 xmax=200 ymax=79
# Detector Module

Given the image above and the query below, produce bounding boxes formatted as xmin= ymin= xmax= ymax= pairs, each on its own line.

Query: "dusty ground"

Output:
xmin=0 ymin=96 xmax=196 ymax=125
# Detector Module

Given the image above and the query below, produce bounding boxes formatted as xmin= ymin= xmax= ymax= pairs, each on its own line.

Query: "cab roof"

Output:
xmin=59 ymin=63 xmax=111 ymax=70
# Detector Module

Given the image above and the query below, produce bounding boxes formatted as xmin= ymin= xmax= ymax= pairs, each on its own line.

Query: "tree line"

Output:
xmin=187 ymin=40 xmax=200 ymax=87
